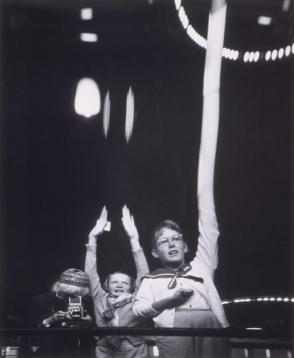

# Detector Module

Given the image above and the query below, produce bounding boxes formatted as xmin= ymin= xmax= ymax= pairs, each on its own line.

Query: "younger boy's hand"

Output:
xmin=121 ymin=205 xmax=139 ymax=241
xmin=88 ymin=206 xmax=108 ymax=242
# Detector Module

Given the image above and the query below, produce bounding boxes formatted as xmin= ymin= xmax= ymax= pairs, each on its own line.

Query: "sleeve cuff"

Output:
xmin=134 ymin=304 xmax=160 ymax=318
xmin=86 ymin=244 xmax=97 ymax=253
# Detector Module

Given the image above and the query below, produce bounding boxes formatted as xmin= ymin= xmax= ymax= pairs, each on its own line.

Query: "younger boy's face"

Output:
xmin=108 ymin=273 xmax=132 ymax=297
xmin=152 ymin=227 xmax=188 ymax=269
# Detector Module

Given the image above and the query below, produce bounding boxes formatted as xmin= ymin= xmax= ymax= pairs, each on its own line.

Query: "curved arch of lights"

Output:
xmin=174 ymin=0 xmax=294 ymax=64
xmin=222 ymin=295 xmax=294 ymax=305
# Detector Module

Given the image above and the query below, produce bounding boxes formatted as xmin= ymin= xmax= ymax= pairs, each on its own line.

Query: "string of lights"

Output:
xmin=222 ymin=296 xmax=294 ymax=305
xmin=174 ymin=0 xmax=294 ymax=63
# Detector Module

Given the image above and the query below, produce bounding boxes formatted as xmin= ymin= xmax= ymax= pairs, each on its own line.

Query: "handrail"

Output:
xmin=0 ymin=326 xmax=292 ymax=339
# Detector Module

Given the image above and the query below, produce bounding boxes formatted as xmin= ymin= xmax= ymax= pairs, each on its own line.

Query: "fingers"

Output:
xmin=98 ymin=205 xmax=108 ymax=222
xmin=122 ymin=204 xmax=130 ymax=220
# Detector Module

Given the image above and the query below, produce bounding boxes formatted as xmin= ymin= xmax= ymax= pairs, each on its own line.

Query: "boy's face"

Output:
xmin=152 ymin=227 xmax=188 ymax=268
xmin=108 ymin=273 xmax=132 ymax=297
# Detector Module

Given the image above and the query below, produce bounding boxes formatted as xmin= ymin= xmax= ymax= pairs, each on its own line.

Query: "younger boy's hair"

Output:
xmin=103 ymin=272 xmax=136 ymax=293
xmin=152 ymin=219 xmax=183 ymax=248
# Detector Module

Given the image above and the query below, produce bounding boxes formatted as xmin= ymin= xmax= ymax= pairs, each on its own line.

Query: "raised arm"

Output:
xmin=84 ymin=206 xmax=108 ymax=300
xmin=194 ymin=1 xmax=227 ymax=272
xmin=121 ymin=205 xmax=149 ymax=289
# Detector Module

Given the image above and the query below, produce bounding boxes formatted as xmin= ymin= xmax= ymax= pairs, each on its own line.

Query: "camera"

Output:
xmin=66 ymin=296 xmax=84 ymax=321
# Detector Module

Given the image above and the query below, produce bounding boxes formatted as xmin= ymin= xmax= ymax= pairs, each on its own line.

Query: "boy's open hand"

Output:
xmin=122 ymin=205 xmax=139 ymax=241
xmin=88 ymin=206 xmax=108 ymax=241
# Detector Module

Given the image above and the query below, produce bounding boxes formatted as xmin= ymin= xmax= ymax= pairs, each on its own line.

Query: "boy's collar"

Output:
xmin=149 ymin=263 xmax=192 ymax=276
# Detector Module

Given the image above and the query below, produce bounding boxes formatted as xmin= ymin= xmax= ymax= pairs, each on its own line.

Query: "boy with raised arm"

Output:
xmin=85 ymin=205 xmax=150 ymax=358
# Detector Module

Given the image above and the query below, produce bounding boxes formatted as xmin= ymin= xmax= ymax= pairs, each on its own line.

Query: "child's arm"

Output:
xmin=193 ymin=2 xmax=226 ymax=274
xmin=85 ymin=206 xmax=108 ymax=300
xmin=133 ymin=280 xmax=193 ymax=318
xmin=121 ymin=205 xmax=149 ymax=289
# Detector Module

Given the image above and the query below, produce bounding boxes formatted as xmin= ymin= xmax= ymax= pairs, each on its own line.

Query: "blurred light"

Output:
xmin=277 ymin=297 xmax=282 ymax=301
xmin=269 ymin=297 xmax=275 ymax=301
xmin=125 ymin=87 xmax=135 ymax=143
xmin=266 ymin=349 xmax=271 ymax=358
xmin=263 ymin=297 xmax=269 ymax=301
xmin=175 ymin=4 xmax=294 ymax=63
xmin=103 ymin=91 xmax=111 ymax=138
xmin=222 ymin=301 xmax=230 ymax=305
xmin=265 ymin=51 xmax=271 ymax=61
xmin=179 ymin=7 xmax=189 ymax=29
xmin=291 ymin=298 xmax=294 ymax=302
xmin=257 ymin=297 xmax=263 ymax=301
xmin=246 ymin=327 xmax=263 ymax=330
xmin=257 ymin=16 xmax=272 ymax=26
xmin=278 ymin=48 xmax=284 ymax=58
xmin=80 ymin=8 xmax=93 ymax=20
xmin=80 ymin=33 xmax=98 ymax=43
xmin=153 ymin=346 xmax=160 ymax=357
xmin=254 ymin=51 xmax=260 ymax=62
xmin=282 ymin=0 xmax=291 ymax=11
xmin=74 ymin=78 xmax=101 ymax=118
xmin=271 ymin=49 xmax=278 ymax=60
xmin=187 ymin=25 xmax=206 ymax=48
xmin=174 ymin=0 xmax=181 ymax=11
xmin=283 ymin=298 xmax=289 ymax=302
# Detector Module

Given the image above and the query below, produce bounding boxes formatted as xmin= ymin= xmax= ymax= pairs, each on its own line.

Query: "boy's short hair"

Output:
xmin=152 ymin=219 xmax=183 ymax=248
xmin=103 ymin=272 xmax=136 ymax=293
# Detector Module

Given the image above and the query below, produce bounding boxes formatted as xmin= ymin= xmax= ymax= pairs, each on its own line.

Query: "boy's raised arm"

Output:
xmin=121 ymin=205 xmax=149 ymax=289
xmin=85 ymin=206 xmax=108 ymax=299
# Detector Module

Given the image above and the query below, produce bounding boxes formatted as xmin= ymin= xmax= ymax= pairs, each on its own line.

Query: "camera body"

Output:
xmin=66 ymin=296 xmax=84 ymax=322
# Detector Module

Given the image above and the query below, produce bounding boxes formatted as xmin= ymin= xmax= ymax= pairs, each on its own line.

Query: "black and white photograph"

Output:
xmin=0 ymin=0 xmax=293 ymax=357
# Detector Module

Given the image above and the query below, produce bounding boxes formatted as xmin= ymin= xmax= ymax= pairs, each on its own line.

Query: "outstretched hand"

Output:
xmin=88 ymin=206 xmax=108 ymax=241
xmin=121 ymin=205 xmax=139 ymax=241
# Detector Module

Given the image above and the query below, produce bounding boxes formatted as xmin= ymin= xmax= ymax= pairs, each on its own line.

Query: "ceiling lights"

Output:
xmin=174 ymin=0 xmax=293 ymax=64
xmin=222 ymin=296 xmax=294 ymax=305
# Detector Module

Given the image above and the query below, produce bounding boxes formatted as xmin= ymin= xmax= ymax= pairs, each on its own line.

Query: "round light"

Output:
xmin=278 ymin=48 xmax=284 ymax=59
xmin=233 ymin=50 xmax=239 ymax=60
xmin=243 ymin=52 xmax=250 ymax=62
xmin=277 ymin=297 xmax=282 ymax=301
xmin=249 ymin=52 xmax=255 ymax=62
xmin=265 ymin=51 xmax=271 ymax=61
xmin=285 ymin=46 xmax=291 ymax=56
xmin=74 ymin=78 xmax=101 ymax=118
xmin=254 ymin=51 xmax=260 ymax=62
xmin=292 ymin=43 xmax=294 ymax=54
xmin=271 ymin=49 xmax=278 ymax=61
xmin=269 ymin=297 xmax=275 ymax=301
xmin=283 ymin=298 xmax=289 ymax=302
xmin=263 ymin=297 xmax=269 ymax=301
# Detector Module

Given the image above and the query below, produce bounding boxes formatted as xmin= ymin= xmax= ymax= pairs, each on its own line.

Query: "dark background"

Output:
xmin=0 ymin=0 xmax=293 ymax=323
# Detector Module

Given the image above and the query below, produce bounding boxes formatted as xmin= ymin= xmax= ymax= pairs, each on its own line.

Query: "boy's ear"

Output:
xmin=184 ymin=243 xmax=188 ymax=253
xmin=152 ymin=248 xmax=159 ymax=259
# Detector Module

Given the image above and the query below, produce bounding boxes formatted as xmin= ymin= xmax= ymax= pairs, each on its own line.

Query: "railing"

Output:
xmin=0 ymin=327 xmax=292 ymax=357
